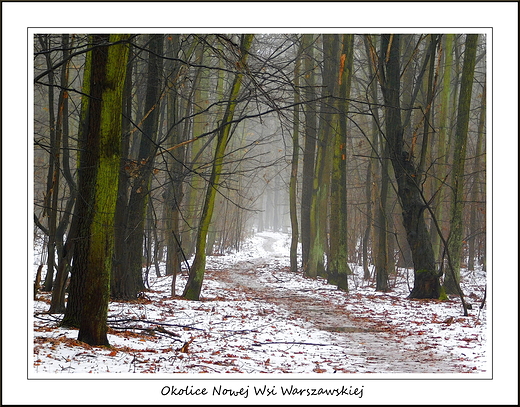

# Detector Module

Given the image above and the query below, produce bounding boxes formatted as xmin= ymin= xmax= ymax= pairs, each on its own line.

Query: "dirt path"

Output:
xmin=217 ymin=234 xmax=459 ymax=373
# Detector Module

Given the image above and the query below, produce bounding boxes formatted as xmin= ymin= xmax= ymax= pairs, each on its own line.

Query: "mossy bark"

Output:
xmin=328 ymin=34 xmax=354 ymax=290
xmin=300 ymin=34 xmax=317 ymax=271
xmin=467 ymin=83 xmax=486 ymax=271
xmin=431 ymin=34 xmax=454 ymax=262
xmin=306 ymin=34 xmax=337 ymax=279
xmin=62 ymin=34 xmax=129 ymax=345
xmin=445 ymin=34 xmax=478 ymax=293
xmin=183 ymin=34 xmax=254 ymax=300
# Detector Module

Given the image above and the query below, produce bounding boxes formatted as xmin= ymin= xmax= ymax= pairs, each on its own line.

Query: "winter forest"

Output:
xmin=33 ymin=32 xmax=487 ymax=342
xmin=1 ymin=0 xmax=517 ymax=404
xmin=24 ymin=30 xmax=501 ymax=399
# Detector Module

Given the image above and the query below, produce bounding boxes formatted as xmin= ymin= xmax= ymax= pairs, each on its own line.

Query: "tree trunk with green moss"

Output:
xmin=306 ymin=34 xmax=338 ymax=279
xmin=300 ymin=34 xmax=317 ymax=271
xmin=328 ymin=34 xmax=354 ymax=290
xmin=431 ymin=34 xmax=454 ymax=262
xmin=62 ymin=34 xmax=129 ymax=345
xmin=444 ymin=34 xmax=479 ymax=293
xmin=183 ymin=34 xmax=254 ymax=300
xmin=467 ymin=82 xmax=486 ymax=271
xmin=185 ymin=41 xmax=211 ymax=258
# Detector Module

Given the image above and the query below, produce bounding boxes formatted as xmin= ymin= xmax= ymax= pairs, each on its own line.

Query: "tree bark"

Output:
xmin=467 ymin=82 xmax=486 ymax=271
xmin=183 ymin=34 xmax=254 ymax=300
xmin=431 ymin=34 xmax=454 ymax=262
xmin=444 ymin=34 xmax=479 ymax=293
xmin=328 ymin=34 xmax=354 ymax=290
xmin=361 ymin=35 xmax=380 ymax=280
xmin=60 ymin=34 xmax=129 ymax=345
xmin=48 ymin=34 xmax=73 ymax=313
xmin=114 ymin=34 xmax=164 ymax=300
xmin=289 ymin=39 xmax=301 ymax=273
xmin=61 ymin=39 xmax=95 ymax=329
xmin=112 ymin=41 xmax=133 ymax=299
xmin=379 ymin=34 xmax=440 ymax=299
xmin=300 ymin=34 xmax=317 ymax=271
xmin=162 ymin=34 xmax=186 ymax=295
xmin=306 ymin=34 xmax=337 ymax=279
xmin=375 ymin=137 xmax=391 ymax=292
xmin=38 ymin=34 xmax=59 ymax=292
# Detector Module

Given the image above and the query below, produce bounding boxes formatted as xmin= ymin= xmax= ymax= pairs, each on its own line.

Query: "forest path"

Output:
xmin=216 ymin=233 xmax=458 ymax=374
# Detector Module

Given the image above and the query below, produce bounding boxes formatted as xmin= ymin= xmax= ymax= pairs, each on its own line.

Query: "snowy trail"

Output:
xmin=215 ymin=232 xmax=460 ymax=373
xmin=32 ymin=231 xmax=487 ymax=376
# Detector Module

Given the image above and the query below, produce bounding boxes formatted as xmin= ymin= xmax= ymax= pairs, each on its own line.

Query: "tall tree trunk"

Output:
xmin=361 ymin=35 xmax=380 ymax=280
xmin=183 ymin=34 xmax=254 ymax=300
xmin=49 ymin=34 xmax=74 ymax=313
xmin=61 ymin=34 xmax=129 ymax=346
xmin=306 ymin=34 xmax=337 ymax=278
xmin=362 ymin=160 xmax=374 ymax=280
xmin=444 ymin=34 xmax=479 ymax=293
xmin=116 ymin=34 xmax=164 ymax=300
xmin=186 ymin=41 xmax=210 ymax=258
xmin=431 ymin=34 xmax=454 ymax=262
xmin=328 ymin=34 xmax=354 ymax=290
xmin=365 ymin=34 xmax=395 ymax=287
xmin=300 ymin=34 xmax=317 ymax=271
xmin=375 ymin=137 xmax=391 ymax=292
xmin=112 ymin=42 xmax=133 ymax=299
xmin=61 ymin=38 xmax=96 ymax=328
xmin=289 ymin=40 xmax=301 ymax=273
xmin=467 ymin=83 xmax=486 ymax=271
xmin=38 ymin=35 xmax=59 ymax=292
xmin=162 ymin=34 xmax=185 ymax=295
xmin=380 ymin=34 xmax=440 ymax=299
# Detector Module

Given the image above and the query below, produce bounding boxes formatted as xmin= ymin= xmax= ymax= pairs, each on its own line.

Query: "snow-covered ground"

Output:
xmin=32 ymin=232 xmax=488 ymax=374
xmin=24 ymin=231 xmax=501 ymax=404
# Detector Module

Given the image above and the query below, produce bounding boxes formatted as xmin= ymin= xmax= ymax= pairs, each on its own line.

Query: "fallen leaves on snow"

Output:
xmin=32 ymin=232 xmax=487 ymax=375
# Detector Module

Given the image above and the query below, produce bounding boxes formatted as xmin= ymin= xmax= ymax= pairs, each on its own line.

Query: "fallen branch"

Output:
xmin=108 ymin=325 xmax=183 ymax=342
xmin=107 ymin=317 xmax=205 ymax=331
xmin=155 ymin=325 xmax=182 ymax=337
xmin=34 ymin=313 xmax=63 ymax=323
